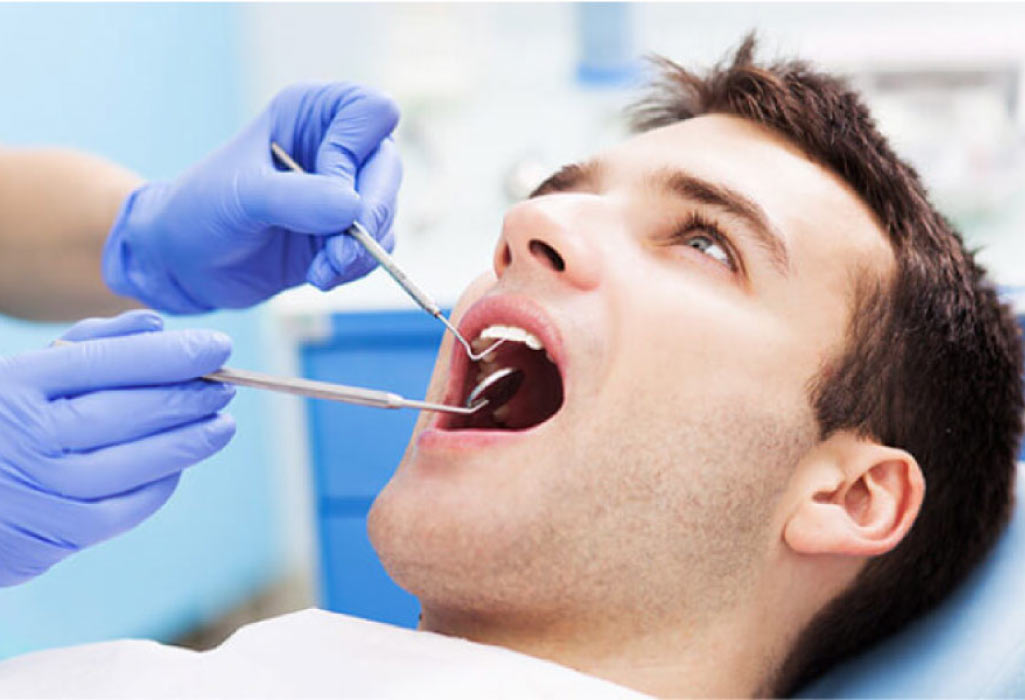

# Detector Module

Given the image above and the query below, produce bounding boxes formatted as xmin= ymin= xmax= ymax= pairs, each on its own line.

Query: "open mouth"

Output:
xmin=444 ymin=324 xmax=565 ymax=432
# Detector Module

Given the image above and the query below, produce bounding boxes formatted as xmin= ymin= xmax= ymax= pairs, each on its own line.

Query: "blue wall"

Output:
xmin=0 ymin=4 xmax=279 ymax=657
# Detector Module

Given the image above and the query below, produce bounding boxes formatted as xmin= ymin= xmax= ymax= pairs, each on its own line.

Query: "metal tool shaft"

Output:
xmin=206 ymin=367 xmax=480 ymax=415
xmin=347 ymin=220 xmax=443 ymax=317
xmin=207 ymin=367 xmax=401 ymax=408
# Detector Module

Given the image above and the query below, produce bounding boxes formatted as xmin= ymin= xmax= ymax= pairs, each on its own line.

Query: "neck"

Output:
xmin=419 ymin=602 xmax=781 ymax=698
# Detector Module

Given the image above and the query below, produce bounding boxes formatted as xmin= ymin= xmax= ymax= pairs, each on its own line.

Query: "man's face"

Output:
xmin=368 ymin=114 xmax=893 ymax=627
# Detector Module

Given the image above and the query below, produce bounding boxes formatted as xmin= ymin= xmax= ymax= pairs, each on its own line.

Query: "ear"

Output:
xmin=784 ymin=432 xmax=925 ymax=557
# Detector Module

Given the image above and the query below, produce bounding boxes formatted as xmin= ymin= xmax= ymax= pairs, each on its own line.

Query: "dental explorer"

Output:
xmin=269 ymin=142 xmax=503 ymax=362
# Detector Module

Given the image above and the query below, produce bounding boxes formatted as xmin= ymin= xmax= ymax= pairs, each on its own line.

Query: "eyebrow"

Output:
xmin=529 ymin=161 xmax=604 ymax=198
xmin=530 ymin=159 xmax=791 ymax=276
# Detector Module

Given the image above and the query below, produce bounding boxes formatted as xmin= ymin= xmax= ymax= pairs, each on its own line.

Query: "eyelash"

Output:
xmin=667 ymin=212 xmax=740 ymax=273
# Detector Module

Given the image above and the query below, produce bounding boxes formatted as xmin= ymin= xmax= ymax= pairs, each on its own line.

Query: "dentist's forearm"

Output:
xmin=0 ymin=147 xmax=142 ymax=321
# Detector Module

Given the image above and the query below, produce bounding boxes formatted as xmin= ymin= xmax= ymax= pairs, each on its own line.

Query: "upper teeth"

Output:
xmin=478 ymin=324 xmax=544 ymax=351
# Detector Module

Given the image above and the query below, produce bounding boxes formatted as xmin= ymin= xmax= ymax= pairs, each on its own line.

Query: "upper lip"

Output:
xmin=437 ymin=294 xmax=567 ymax=426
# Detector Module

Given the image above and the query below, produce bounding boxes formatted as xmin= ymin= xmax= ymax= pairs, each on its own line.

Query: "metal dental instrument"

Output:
xmin=465 ymin=367 xmax=524 ymax=410
xmin=269 ymin=142 xmax=504 ymax=362
xmin=205 ymin=367 xmax=486 ymax=415
xmin=52 ymin=340 xmax=485 ymax=415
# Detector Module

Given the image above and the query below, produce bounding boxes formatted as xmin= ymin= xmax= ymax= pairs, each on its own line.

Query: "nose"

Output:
xmin=493 ymin=198 xmax=602 ymax=291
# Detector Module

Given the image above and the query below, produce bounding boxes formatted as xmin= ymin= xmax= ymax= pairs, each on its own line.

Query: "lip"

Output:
xmin=417 ymin=293 xmax=568 ymax=453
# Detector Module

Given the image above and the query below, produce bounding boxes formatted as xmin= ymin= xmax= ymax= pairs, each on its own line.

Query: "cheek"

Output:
xmin=594 ymin=262 xmax=816 ymax=450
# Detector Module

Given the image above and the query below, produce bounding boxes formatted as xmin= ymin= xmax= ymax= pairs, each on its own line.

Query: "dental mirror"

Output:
xmin=465 ymin=367 xmax=525 ymax=411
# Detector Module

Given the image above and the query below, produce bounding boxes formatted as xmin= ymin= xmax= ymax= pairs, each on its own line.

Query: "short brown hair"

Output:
xmin=631 ymin=34 xmax=1024 ymax=695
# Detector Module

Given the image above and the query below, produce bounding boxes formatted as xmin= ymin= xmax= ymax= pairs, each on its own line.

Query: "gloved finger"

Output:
xmin=74 ymin=473 xmax=181 ymax=546
xmin=34 ymin=474 xmax=181 ymax=550
xmin=21 ymin=329 xmax=231 ymax=399
xmin=338 ymin=226 xmax=396 ymax=283
xmin=354 ymin=138 xmax=402 ymax=240
xmin=315 ymin=86 xmax=400 ymax=189
xmin=305 ymin=235 xmax=357 ymax=291
xmin=304 ymin=140 xmax=401 ymax=290
xmin=28 ymin=413 xmax=235 ymax=500
xmin=236 ymin=168 xmax=362 ymax=234
xmin=305 ymin=224 xmax=396 ymax=292
xmin=0 ymin=470 xmax=180 ymax=553
xmin=50 ymin=380 xmax=236 ymax=452
xmin=0 ymin=520 xmax=72 ymax=587
xmin=335 ymin=141 xmax=402 ymax=282
xmin=59 ymin=310 xmax=164 ymax=343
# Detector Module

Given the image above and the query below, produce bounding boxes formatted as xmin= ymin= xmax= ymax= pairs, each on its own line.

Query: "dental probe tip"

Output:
xmin=437 ymin=313 xmax=505 ymax=361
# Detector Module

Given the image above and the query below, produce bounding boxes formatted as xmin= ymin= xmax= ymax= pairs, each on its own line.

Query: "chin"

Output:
xmin=366 ymin=446 xmax=576 ymax=614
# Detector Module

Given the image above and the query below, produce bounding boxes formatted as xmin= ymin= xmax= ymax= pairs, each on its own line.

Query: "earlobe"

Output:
xmin=784 ymin=434 xmax=924 ymax=559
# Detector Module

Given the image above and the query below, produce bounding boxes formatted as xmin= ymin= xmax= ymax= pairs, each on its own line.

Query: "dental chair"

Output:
xmin=796 ymin=463 xmax=1025 ymax=697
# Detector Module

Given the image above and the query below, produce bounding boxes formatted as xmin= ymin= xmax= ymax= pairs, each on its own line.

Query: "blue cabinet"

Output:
xmin=300 ymin=311 xmax=446 ymax=627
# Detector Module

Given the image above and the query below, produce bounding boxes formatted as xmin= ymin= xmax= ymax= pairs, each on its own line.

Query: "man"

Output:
xmin=1 ymin=37 xmax=1020 ymax=698
xmin=368 ymin=37 xmax=1022 ymax=695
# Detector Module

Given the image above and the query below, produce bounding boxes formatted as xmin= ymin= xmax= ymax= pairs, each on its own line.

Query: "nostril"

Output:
xmin=529 ymin=240 xmax=566 ymax=272
xmin=500 ymin=243 xmax=512 ymax=268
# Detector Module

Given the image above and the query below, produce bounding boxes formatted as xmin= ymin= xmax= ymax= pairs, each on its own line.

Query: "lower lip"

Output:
xmin=416 ymin=425 xmax=535 ymax=453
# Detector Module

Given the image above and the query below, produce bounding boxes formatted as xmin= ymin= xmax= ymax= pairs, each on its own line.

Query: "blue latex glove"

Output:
xmin=0 ymin=310 xmax=236 ymax=586
xmin=103 ymin=83 xmax=402 ymax=313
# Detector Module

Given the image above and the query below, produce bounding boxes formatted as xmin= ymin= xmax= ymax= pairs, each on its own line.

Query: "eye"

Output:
xmin=686 ymin=234 xmax=731 ymax=267
xmin=668 ymin=213 xmax=738 ymax=272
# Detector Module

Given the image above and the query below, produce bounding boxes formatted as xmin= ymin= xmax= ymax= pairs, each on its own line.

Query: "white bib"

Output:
xmin=0 ymin=608 xmax=650 ymax=699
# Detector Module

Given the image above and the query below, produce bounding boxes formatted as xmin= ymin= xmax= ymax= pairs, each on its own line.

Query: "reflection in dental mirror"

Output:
xmin=466 ymin=367 xmax=525 ymax=411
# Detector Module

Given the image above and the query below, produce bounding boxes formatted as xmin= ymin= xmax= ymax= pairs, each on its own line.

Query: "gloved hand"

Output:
xmin=103 ymin=83 xmax=402 ymax=313
xmin=0 ymin=310 xmax=236 ymax=586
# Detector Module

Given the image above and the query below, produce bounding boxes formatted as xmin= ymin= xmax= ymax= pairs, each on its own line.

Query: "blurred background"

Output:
xmin=0 ymin=2 xmax=1023 ymax=658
